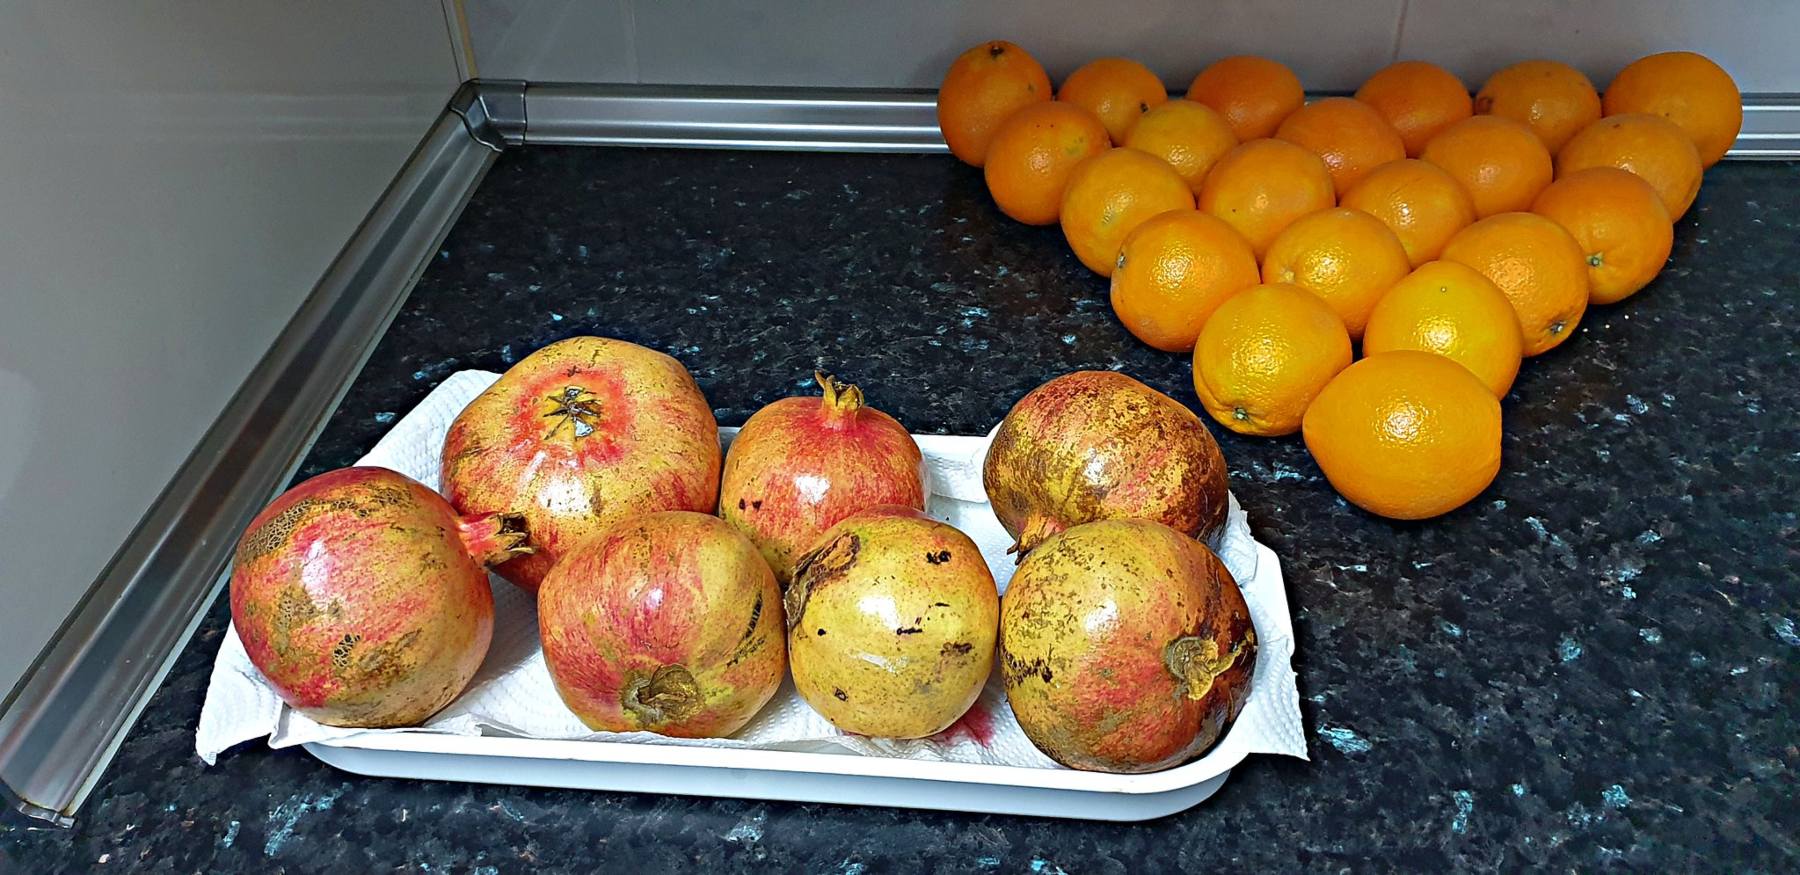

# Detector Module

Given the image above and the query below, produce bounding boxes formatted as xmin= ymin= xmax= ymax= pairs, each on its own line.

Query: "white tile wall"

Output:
xmin=466 ymin=0 xmax=1800 ymax=92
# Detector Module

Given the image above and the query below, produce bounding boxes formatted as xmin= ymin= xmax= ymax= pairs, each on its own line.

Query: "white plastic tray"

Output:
xmin=200 ymin=370 xmax=1304 ymax=820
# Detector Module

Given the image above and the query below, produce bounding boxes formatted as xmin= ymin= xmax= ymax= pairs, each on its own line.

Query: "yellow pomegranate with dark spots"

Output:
xmin=1000 ymin=519 xmax=1256 ymax=773
xmin=983 ymin=371 xmax=1229 ymax=556
xmin=786 ymin=507 xmax=998 ymax=738
xmin=441 ymin=336 xmax=722 ymax=593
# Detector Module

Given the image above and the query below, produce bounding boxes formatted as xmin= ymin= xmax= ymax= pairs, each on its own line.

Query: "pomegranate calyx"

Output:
xmin=622 ymin=664 xmax=702 ymax=725
xmin=542 ymin=385 xmax=604 ymax=441
xmin=457 ymin=512 xmax=535 ymax=566
xmin=816 ymin=371 xmax=865 ymax=422
xmin=1163 ymin=630 xmax=1253 ymax=701
xmin=1011 ymin=513 xmax=1064 ymax=561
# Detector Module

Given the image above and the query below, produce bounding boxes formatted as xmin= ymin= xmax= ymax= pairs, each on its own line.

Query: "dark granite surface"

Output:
xmin=5 ymin=148 xmax=1796 ymax=872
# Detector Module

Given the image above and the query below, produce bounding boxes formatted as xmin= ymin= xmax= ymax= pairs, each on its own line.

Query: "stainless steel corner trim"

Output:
xmin=518 ymin=84 xmax=1800 ymax=158
xmin=1735 ymin=95 xmax=1800 ymax=159
xmin=522 ymin=83 xmax=947 ymax=152
xmin=451 ymin=79 xmax=527 ymax=150
xmin=0 ymin=104 xmax=498 ymax=826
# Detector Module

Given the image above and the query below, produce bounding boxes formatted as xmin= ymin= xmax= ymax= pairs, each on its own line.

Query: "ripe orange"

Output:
xmin=1355 ymin=61 xmax=1473 ymax=157
xmin=937 ymin=41 xmax=1053 ymax=166
xmin=1302 ymin=351 xmax=1502 ymax=520
xmin=1060 ymin=148 xmax=1195 ymax=276
xmin=1275 ymin=97 xmax=1407 ymax=195
xmin=1340 ymin=158 xmax=1477 ymax=266
xmin=1557 ymin=113 xmax=1704 ymax=219
xmin=1440 ymin=212 xmax=1589 ymax=356
xmin=1111 ymin=211 xmax=1260 ymax=351
xmin=1474 ymin=60 xmax=1601 ymax=153
xmin=1058 ymin=58 xmax=1168 ymax=144
xmin=983 ymin=102 xmax=1111 ymax=225
xmin=1260 ymin=207 xmax=1411 ymax=338
xmin=1603 ymin=51 xmax=1742 ymax=167
xmin=1123 ymin=99 xmax=1239 ymax=194
xmin=1421 ymin=116 xmax=1554 ymax=218
xmin=1362 ymin=261 xmax=1524 ymax=398
xmin=1531 ymin=167 xmax=1673 ymax=305
xmin=1192 ymin=283 xmax=1352 ymax=436
xmin=1198 ymin=138 xmax=1336 ymax=257
xmin=1186 ymin=55 xmax=1306 ymax=141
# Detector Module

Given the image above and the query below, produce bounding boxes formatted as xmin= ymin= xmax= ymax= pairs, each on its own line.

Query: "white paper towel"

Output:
xmin=197 ymin=370 xmax=1307 ymax=776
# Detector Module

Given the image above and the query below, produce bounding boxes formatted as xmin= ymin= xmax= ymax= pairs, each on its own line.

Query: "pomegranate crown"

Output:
xmin=815 ymin=370 xmax=865 ymax=419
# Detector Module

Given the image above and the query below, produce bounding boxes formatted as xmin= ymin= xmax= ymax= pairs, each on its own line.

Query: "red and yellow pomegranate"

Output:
xmin=999 ymin=519 xmax=1256 ymax=772
xmin=229 ymin=466 xmax=529 ymax=727
xmin=538 ymin=511 xmax=785 ymax=737
xmin=983 ymin=370 xmax=1230 ymax=556
xmin=786 ymin=506 xmax=998 ymax=738
xmin=720 ymin=372 xmax=925 ymax=582
xmin=442 ymin=336 xmax=721 ymax=592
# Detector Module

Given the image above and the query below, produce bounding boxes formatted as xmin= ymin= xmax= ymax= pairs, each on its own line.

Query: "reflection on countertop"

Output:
xmin=7 ymin=148 xmax=1797 ymax=872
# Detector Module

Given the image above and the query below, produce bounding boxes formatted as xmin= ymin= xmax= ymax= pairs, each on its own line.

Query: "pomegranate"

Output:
xmin=229 ymin=467 xmax=529 ymax=727
xmin=983 ymin=370 xmax=1230 ymax=557
xmin=442 ymin=336 xmax=721 ymax=592
xmin=538 ymin=511 xmax=785 ymax=737
xmin=999 ymin=519 xmax=1256 ymax=773
xmin=786 ymin=506 xmax=997 ymax=738
xmin=720 ymin=371 xmax=926 ymax=582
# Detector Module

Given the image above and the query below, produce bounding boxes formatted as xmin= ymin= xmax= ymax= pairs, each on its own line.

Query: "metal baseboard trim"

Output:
xmin=523 ymin=83 xmax=947 ymax=152
xmin=519 ymin=82 xmax=1800 ymax=159
xmin=0 ymin=95 xmax=499 ymax=826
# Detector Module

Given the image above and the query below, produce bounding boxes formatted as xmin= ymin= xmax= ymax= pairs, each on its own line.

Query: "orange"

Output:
xmin=1187 ymin=55 xmax=1306 ymax=141
xmin=1060 ymin=148 xmax=1195 ymax=276
xmin=1122 ymin=99 xmax=1239 ymax=194
xmin=1198 ymin=138 xmax=1336 ymax=257
xmin=1302 ymin=351 xmax=1502 ymax=520
xmin=936 ymin=40 xmax=1053 ymax=166
xmin=1058 ymin=58 xmax=1168 ymax=144
xmin=1557 ymin=113 xmax=1704 ymax=219
xmin=1192 ymin=283 xmax=1352 ymax=436
xmin=1110 ymin=211 xmax=1260 ymax=351
xmin=1259 ymin=207 xmax=1410 ymax=338
xmin=983 ymin=102 xmax=1111 ymax=225
xmin=1362 ymin=261 xmax=1524 ymax=398
xmin=1340 ymin=158 xmax=1477 ymax=267
xmin=1531 ymin=167 xmax=1673 ymax=305
xmin=1474 ymin=60 xmax=1601 ymax=153
xmin=1603 ymin=51 xmax=1742 ymax=167
xmin=1421 ymin=116 xmax=1554 ymax=218
xmin=1355 ymin=61 xmax=1473 ymax=157
xmin=1440 ymin=212 xmax=1588 ymax=356
xmin=1274 ymin=97 xmax=1407 ymax=195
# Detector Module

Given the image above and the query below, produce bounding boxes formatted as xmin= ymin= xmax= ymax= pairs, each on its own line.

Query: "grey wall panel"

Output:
xmin=466 ymin=0 xmax=1800 ymax=92
xmin=0 ymin=1 xmax=460 ymax=699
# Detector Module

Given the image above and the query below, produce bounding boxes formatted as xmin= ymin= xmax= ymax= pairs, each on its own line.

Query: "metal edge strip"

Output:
xmin=521 ymin=83 xmax=1800 ymax=158
xmin=0 ymin=91 xmax=499 ymax=826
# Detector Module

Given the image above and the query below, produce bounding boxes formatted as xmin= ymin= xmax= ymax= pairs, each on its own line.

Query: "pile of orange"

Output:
xmin=939 ymin=45 xmax=1740 ymax=520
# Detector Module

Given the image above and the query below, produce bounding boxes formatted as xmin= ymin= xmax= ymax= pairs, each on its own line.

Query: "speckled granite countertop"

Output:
xmin=6 ymin=149 xmax=1796 ymax=872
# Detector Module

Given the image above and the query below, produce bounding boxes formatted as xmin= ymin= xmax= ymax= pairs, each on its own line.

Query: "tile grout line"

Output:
xmin=623 ymin=0 xmax=641 ymax=84
xmin=1390 ymin=0 xmax=1411 ymax=62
